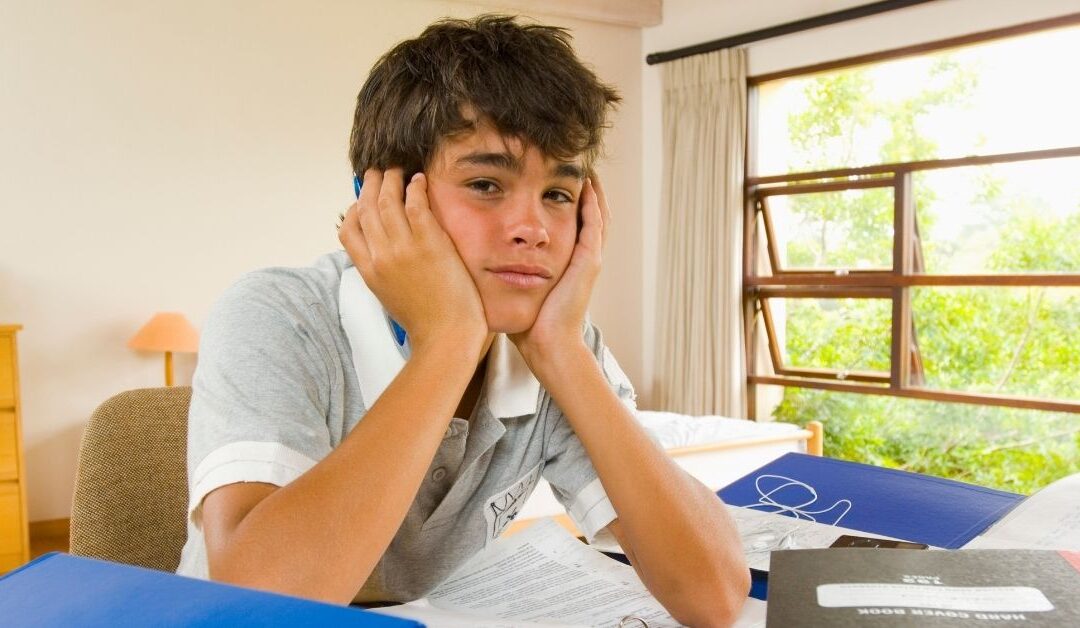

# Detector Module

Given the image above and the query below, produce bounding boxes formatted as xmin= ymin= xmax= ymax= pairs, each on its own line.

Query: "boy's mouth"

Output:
xmin=488 ymin=264 xmax=552 ymax=288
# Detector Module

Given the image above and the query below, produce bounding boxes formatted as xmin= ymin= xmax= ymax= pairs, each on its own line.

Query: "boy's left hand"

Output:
xmin=510 ymin=175 xmax=610 ymax=365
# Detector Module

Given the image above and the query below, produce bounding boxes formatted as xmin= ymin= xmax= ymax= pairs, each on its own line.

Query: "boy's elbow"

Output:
xmin=676 ymin=567 xmax=751 ymax=628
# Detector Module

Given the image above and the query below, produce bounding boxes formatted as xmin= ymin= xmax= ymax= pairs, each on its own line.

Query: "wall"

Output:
xmin=0 ymin=0 xmax=642 ymax=522
xmin=639 ymin=0 xmax=1080 ymax=412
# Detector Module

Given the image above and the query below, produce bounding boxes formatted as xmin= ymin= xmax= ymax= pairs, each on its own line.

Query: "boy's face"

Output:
xmin=425 ymin=120 xmax=584 ymax=334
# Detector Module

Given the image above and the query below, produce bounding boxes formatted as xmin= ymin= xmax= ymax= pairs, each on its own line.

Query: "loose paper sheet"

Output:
xmin=371 ymin=598 xmax=579 ymax=627
xmin=423 ymin=519 xmax=679 ymax=627
xmin=372 ymin=519 xmax=769 ymax=627
xmin=963 ymin=471 xmax=1080 ymax=550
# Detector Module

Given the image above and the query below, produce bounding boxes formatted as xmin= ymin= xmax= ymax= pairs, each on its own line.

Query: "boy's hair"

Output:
xmin=349 ymin=14 xmax=620 ymax=178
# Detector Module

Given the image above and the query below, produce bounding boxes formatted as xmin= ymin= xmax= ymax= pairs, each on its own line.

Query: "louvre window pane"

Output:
xmin=912 ymin=287 xmax=1080 ymax=401
xmin=774 ymin=297 xmax=892 ymax=375
xmin=765 ymin=189 xmax=893 ymax=271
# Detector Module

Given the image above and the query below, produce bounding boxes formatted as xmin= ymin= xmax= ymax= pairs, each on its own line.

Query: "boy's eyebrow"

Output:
xmin=453 ymin=151 xmax=585 ymax=180
xmin=552 ymin=162 xmax=585 ymax=181
xmin=454 ymin=151 xmax=522 ymax=173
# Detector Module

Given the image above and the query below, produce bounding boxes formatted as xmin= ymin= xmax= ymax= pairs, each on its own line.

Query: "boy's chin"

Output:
xmin=484 ymin=307 xmax=539 ymax=336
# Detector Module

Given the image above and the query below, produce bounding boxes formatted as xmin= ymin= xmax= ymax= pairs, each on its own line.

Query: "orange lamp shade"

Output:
xmin=128 ymin=312 xmax=200 ymax=386
xmin=128 ymin=312 xmax=200 ymax=353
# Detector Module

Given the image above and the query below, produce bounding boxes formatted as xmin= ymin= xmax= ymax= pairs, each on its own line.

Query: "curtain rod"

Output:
xmin=645 ymin=0 xmax=938 ymax=65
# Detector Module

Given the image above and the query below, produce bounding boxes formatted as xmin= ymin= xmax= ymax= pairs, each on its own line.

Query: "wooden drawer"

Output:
xmin=0 ymin=481 xmax=25 ymax=556
xmin=0 ymin=411 xmax=16 ymax=480
xmin=0 ymin=334 xmax=13 ymax=402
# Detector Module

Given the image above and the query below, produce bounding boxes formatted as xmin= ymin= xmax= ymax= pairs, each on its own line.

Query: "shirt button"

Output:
xmin=432 ymin=467 xmax=447 ymax=482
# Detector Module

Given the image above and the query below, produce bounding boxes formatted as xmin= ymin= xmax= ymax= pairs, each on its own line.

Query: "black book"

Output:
xmin=766 ymin=548 xmax=1080 ymax=627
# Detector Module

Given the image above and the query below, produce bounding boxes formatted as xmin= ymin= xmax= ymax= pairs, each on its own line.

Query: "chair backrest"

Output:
xmin=70 ymin=386 xmax=191 ymax=572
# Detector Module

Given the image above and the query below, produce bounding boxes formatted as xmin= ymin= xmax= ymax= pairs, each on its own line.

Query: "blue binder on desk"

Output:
xmin=0 ymin=552 xmax=421 ymax=627
xmin=718 ymin=452 xmax=1024 ymax=549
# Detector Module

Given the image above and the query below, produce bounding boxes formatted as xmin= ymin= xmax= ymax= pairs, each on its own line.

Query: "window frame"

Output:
xmin=743 ymin=13 xmax=1080 ymax=417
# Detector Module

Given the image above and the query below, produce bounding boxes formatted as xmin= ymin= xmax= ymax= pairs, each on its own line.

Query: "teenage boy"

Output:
xmin=178 ymin=15 xmax=749 ymax=626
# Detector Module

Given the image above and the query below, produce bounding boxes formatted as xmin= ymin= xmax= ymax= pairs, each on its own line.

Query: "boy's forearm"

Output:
xmin=528 ymin=342 xmax=750 ymax=626
xmin=209 ymin=334 xmax=485 ymax=603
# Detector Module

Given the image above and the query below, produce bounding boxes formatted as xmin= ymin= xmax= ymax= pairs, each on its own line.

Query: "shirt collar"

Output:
xmin=481 ymin=333 xmax=541 ymax=419
xmin=339 ymin=269 xmax=540 ymax=419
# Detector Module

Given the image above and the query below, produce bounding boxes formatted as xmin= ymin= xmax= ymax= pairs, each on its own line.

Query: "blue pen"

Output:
xmin=354 ymin=173 xmax=409 ymax=350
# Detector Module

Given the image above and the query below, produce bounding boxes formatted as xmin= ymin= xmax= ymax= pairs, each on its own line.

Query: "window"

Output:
xmin=744 ymin=16 xmax=1080 ymax=492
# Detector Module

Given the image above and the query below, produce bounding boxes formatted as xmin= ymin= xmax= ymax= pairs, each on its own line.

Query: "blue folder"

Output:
xmin=0 ymin=552 xmax=421 ymax=627
xmin=717 ymin=452 xmax=1024 ymax=549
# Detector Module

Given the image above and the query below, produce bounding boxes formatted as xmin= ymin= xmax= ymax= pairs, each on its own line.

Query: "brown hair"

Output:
xmin=348 ymin=15 xmax=620 ymax=179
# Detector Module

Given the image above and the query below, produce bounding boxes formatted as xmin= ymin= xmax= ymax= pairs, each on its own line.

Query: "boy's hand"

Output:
xmin=510 ymin=176 xmax=610 ymax=365
xmin=339 ymin=168 xmax=487 ymax=354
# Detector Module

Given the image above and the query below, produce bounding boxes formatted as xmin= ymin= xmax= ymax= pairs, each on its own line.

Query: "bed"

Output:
xmin=510 ymin=412 xmax=823 ymax=531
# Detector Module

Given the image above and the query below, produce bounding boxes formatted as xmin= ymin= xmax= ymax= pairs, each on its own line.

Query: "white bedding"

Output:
xmin=515 ymin=411 xmax=807 ymax=524
xmin=636 ymin=410 xmax=800 ymax=449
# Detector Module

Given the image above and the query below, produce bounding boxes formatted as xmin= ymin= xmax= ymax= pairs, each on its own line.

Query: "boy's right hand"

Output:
xmin=339 ymin=168 xmax=487 ymax=355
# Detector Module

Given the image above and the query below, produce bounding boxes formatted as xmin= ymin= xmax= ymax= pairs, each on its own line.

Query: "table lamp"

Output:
xmin=128 ymin=312 xmax=200 ymax=386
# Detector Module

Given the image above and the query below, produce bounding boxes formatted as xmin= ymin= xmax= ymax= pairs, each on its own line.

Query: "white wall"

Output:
xmin=0 ymin=0 xmax=642 ymax=522
xmin=639 ymin=0 xmax=1080 ymax=411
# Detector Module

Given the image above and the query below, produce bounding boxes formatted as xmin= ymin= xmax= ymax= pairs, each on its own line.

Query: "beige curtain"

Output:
xmin=655 ymin=48 xmax=748 ymax=417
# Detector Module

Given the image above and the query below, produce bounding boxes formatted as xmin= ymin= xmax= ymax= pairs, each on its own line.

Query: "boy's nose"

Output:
xmin=507 ymin=199 xmax=550 ymax=248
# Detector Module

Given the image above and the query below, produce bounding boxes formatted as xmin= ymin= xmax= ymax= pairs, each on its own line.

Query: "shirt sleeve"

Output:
xmin=186 ymin=272 xmax=335 ymax=528
xmin=541 ymin=321 xmax=637 ymax=543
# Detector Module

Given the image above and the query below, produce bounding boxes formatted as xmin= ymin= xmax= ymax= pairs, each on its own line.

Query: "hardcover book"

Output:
xmin=766 ymin=548 xmax=1080 ymax=627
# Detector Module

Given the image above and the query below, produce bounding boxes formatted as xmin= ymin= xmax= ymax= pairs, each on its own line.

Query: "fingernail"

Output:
xmin=411 ymin=172 xmax=423 ymax=183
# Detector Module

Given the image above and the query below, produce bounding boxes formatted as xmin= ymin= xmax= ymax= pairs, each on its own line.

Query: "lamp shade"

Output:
xmin=127 ymin=312 xmax=200 ymax=353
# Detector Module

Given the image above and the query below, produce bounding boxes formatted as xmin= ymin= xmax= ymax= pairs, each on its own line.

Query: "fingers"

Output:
xmin=338 ymin=200 xmax=371 ymax=270
xmin=590 ymin=174 xmax=611 ymax=249
xmin=345 ymin=167 xmax=444 ymax=279
xmin=357 ymin=169 xmax=388 ymax=251
xmin=403 ymin=172 xmax=433 ymax=235
xmin=578 ymin=177 xmax=604 ymax=252
xmin=377 ymin=168 xmax=413 ymax=240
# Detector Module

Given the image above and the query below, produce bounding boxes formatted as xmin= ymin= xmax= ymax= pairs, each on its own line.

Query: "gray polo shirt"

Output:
xmin=176 ymin=250 xmax=637 ymax=602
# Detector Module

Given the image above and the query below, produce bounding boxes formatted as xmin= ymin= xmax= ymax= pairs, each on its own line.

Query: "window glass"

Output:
xmin=756 ymin=24 xmax=1080 ymax=177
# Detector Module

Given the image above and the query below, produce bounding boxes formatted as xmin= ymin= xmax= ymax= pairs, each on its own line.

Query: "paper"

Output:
xmin=373 ymin=519 xmax=770 ymax=627
xmin=376 ymin=594 xmax=770 ymax=628
xmin=963 ymin=471 xmax=1080 ymax=550
xmin=726 ymin=504 xmax=930 ymax=571
xmin=422 ymin=519 xmax=679 ymax=628
xmin=371 ymin=598 xmax=578 ymax=627
xmin=733 ymin=597 xmax=767 ymax=628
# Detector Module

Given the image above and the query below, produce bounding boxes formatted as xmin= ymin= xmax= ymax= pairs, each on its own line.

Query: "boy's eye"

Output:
xmin=544 ymin=189 xmax=575 ymax=204
xmin=467 ymin=179 xmax=500 ymax=195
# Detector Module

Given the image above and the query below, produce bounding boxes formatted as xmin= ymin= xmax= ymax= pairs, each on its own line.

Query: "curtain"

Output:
xmin=655 ymin=48 xmax=748 ymax=417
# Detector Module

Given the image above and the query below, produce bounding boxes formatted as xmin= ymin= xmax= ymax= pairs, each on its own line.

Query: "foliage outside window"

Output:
xmin=746 ymin=20 xmax=1080 ymax=493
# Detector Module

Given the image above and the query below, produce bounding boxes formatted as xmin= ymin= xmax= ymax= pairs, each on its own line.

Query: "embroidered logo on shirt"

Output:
xmin=483 ymin=463 xmax=542 ymax=541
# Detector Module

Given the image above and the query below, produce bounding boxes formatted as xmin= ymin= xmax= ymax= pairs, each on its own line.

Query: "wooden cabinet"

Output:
xmin=0 ymin=325 xmax=28 ymax=573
